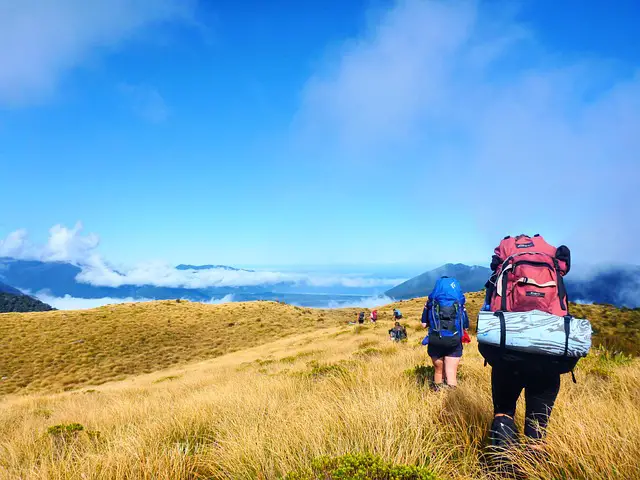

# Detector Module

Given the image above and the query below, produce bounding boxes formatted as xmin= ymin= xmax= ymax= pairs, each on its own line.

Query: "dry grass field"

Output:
xmin=1 ymin=295 xmax=639 ymax=479
xmin=0 ymin=300 xmax=368 ymax=396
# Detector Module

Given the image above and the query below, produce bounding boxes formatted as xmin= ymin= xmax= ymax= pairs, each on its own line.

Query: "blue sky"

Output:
xmin=1 ymin=0 xmax=639 ymax=274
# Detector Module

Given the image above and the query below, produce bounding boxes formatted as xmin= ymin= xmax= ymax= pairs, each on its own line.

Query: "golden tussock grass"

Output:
xmin=0 ymin=295 xmax=639 ymax=479
xmin=0 ymin=300 xmax=373 ymax=396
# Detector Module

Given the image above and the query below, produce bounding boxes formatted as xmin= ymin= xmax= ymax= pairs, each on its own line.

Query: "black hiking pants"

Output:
xmin=491 ymin=366 xmax=561 ymax=439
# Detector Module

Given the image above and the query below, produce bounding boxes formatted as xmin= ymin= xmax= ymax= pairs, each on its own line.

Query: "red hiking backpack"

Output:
xmin=487 ymin=234 xmax=571 ymax=316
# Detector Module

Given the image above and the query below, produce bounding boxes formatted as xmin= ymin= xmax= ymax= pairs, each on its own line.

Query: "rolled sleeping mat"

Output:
xmin=477 ymin=310 xmax=592 ymax=357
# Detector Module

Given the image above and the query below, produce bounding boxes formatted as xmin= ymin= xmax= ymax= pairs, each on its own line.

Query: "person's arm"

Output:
xmin=462 ymin=305 xmax=470 ymax=330
xmin=421 ymin=303 xmax=429 ymax=328
xmin=556 ymin=245 xmax=571 ymax=275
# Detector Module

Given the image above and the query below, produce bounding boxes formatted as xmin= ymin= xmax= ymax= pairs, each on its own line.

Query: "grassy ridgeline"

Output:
xmin=2 ymin=292 xmax=639 ymax=397
xmin=0 ymin=300 xmax=361 ymax=396
xmin=1 ymin=308 xmax=639 ymax=479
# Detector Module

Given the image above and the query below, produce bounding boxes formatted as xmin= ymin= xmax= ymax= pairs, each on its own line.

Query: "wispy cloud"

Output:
xmin=0 ymin=0 xmax=197 ymax=106
xmin=1 ymin=224 xmax=405 ymax=290
xmin=296 ymin=0 xmax=640 ymax=264
xmin=118 ymin=83 xmax=169 ymax=123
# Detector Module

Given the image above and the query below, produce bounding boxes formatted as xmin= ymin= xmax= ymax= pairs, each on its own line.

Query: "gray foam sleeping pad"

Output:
xmin=477 ymin=310 xmax=592 ymax=357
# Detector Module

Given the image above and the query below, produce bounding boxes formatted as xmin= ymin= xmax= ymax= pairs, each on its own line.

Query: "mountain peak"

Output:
xmin=385 ymin=263 xmax=491 ymax=299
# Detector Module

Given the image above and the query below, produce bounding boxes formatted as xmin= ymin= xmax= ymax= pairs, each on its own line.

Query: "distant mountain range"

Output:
xmin=0 ymin=280 xmax=24 ymax=296
xmin=567 ymin=265 xmax=640 ymax=308
xmin=0 ymin=258 xmax=272 ymax=302
xmin=384 ymin=263 xmax=640 ymax=308
xmin=1 ymin=257 xmax=637 ymax=309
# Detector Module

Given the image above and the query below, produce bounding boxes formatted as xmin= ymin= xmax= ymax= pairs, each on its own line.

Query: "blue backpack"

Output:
xmin=424 ymin=276 xmax=468 ymax=349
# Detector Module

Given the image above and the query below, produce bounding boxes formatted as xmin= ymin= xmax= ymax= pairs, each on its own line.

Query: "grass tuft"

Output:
xmin=284 ymin=452 xmax=439 ymax=480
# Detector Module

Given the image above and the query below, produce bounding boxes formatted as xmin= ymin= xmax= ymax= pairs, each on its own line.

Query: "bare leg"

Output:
xmin=431 ymin=357 xmax=444 ymax=384
xmin=444 ymin=356 xmax=461 ymax=386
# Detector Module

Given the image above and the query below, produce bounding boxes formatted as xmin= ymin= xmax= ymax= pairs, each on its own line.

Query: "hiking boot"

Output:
xmin=487 ymin=415 xmax=519 ymax=471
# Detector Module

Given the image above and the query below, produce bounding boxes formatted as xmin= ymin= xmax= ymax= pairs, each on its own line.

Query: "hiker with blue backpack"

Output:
xmin=421 ymin=276 xmax=470 ymax=388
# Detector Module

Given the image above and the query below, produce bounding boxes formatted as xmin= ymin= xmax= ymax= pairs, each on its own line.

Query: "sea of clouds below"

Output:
xmin=32 ymin=292 xmax=396 ymax=311
xmin=33 ymin=293 xmax=236 ymax=311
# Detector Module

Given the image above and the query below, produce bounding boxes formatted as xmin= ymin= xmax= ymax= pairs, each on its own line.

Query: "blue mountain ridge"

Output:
xmin=384 ymin=263 xmax=491 ymax=299
xmin=1 ymin=258 xmax=637 ymax=308
xmin=384 ymin=263 xmax=640 ymax=308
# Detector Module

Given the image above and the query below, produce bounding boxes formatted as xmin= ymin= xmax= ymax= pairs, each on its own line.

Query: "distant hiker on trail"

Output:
xmin=388 ymin=322 xmax=407 ymax=341
xmin=370 ymin=310 xmax=378 ymax=323
xmin=392 ymin=309 xmax=403 ymax=321
xmin=358 ymin=311 xmax=365 ymax=324
xmin=477 ymin=234 xmax=588 ymax=457
xmin=421 ymin=276 xmax=469 ymax=389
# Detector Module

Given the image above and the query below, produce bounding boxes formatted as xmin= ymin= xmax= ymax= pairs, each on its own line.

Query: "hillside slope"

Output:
xmin=0 ymin=311 xmax=638 ymax=479
xmin=0 ymin=292 xmax=54 ymax=313
xmin=1 ymin=294 xmax=638 ymax=398
xmin=0 ymin=300 xmax=361 ymax=396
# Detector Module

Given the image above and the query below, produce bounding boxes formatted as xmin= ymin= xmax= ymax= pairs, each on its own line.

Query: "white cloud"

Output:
xmin=33 ymin=292 xmax=235 ymax=310
xmin=324 ymin=295 xmax=395 ymax=309
xmin=119 ymin=83 xmax=169 ymax=123
xmin=203 ymin=294 xmax=235 ymax=305
xmin=0 ymin=229 xmax=30 ymax=258
xmin=299 ymin=0 xmax=477 ymax=154
xmin=297 ymin=0 xmax=640 ymax=264
xmin=44 ymin=223 xmax=101 ymax=263
xmin=0 ymin=0 xmax=197 ymax=106
xmin=34 ymin=293 xmax=155 ymax=310
xmin=75 ymin=261 xmax=404 ymax=289
xmin=0 ymin=224 xmax=405 ymax=289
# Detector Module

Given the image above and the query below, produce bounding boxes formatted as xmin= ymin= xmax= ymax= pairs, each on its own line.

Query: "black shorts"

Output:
xmin=428 ymin=342 xmax=463 ymax=359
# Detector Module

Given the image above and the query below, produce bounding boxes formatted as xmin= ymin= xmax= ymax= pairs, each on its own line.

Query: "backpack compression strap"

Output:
xmin=563 ymin=315 xmax=577 ymax=383
xmin=494 ymin=311 xmax=507 ymax=353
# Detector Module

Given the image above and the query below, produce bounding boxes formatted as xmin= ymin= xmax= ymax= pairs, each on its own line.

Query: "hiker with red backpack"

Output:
xmin=421 ymin=276 xmax=470 ymax=389
xmin=477 ymin=234 xmax=591 ymax=455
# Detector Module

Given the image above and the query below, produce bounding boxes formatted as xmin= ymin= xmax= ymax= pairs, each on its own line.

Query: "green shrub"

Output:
xmin=284 ymin=452 xmax=438 ymax=480
xmin=255 ymin=358 xmax=276 ymax=367
xmin=34 ymin=408 xmax=53 ymax=419
xmin=404 ymin=365 xmax=434 ymax=387
xmin=280 ymin=350 xmax=321 ymax=364
xmin=580 ymin=346 xmax=634 ymax=379
xmin=354 ymin=347 xmax=382 ymax=358
xmin=47 ymin=423 xmax=84 ymax=437
xmin=306 ymin=361 xmax=349 ymax=379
